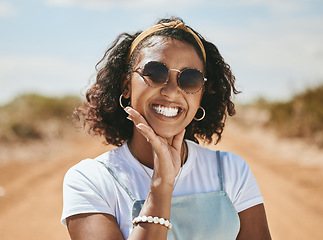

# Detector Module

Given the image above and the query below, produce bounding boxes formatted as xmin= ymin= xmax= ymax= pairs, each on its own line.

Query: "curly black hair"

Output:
xmin=75 ymin=17 xmax=240 ymax=146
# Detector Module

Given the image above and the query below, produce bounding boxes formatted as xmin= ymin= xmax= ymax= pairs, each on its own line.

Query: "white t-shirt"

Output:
xmin=61 ymin=140 xmax=263 ymax=238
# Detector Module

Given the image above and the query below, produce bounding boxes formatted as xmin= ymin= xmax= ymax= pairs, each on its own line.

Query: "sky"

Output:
xmin=1 ymin=0 xmax=323 ymax=105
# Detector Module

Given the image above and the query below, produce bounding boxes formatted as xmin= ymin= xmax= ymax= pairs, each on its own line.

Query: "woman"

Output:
xmin=61 ymin=17 xmax=271 ymax=239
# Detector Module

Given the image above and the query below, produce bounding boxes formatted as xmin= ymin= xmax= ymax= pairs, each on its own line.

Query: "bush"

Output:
xmin=267 ymin=85 xmax=323 ymax=146
xmin=0 ymin=94 xmax=81 ymax=143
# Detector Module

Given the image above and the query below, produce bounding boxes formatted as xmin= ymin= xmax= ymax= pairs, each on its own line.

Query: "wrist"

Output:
xmin=139 ymin=181 xmax=173 ymax=218
xmin=150 ymin=176 xmax=174 ymax=192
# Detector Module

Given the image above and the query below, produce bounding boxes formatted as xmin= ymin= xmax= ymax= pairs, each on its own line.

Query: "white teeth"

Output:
xmin=152 ymin=105 xmax=179 ymax=117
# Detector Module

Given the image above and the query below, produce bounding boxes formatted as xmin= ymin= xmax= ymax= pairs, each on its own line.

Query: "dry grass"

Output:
xmin=0 ymin=94 xmax=81 ymax=143
xmin=242 ymin=85 xmax=323 ymax=148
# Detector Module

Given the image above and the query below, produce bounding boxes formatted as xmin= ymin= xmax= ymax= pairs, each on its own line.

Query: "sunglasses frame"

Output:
xmin=134 ymin=61 xmax=207 ymax=94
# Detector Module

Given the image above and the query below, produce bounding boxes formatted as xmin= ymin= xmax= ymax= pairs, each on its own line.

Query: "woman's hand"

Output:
xmin=125 ymin=106 xmax=185 ymax=187
xmin=125 ymin=106 xmax=185 ymax=240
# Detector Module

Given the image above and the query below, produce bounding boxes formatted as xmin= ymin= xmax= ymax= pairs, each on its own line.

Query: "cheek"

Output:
xmin=190 ymin=93 xmax=203 ymax=110
xmin=129 ymin=79 xmax=150 ymax=108
xmin=186 ymin=96 xmax=203 ymax=120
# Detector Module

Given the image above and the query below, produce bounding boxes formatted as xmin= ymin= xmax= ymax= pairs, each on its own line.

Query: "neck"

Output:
xmin=128 ymin=129 xmax=154 ymax=169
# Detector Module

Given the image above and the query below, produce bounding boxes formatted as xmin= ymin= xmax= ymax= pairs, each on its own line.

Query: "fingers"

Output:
xmin=124 ymin=106 xmax=185 ymax=150
xmin=125 ymin=106 xmax=185 ymax=182
xmin=124 ymin=107 xmax=155 ymax=142
xmin=124 ymin=107 xmax=149 ymax=127
xmin=136 ymin=123 xmax=159 ymax=145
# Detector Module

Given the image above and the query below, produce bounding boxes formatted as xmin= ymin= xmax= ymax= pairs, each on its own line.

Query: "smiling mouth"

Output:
xmin=152 ymin=104 xmax=181 ymax=117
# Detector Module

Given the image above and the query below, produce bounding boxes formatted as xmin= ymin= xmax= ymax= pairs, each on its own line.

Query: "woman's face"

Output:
xmin=127 ymin=37 xmax=204 ymax=139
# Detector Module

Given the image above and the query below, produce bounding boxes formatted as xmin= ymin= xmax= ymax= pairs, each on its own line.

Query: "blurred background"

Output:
xmin=0 ymin=0 xmax=323 ymax=239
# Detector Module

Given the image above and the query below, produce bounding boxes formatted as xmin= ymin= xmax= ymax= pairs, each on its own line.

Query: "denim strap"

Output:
xmin=216 ymin=151 xmax=224 ymax=191
xmin=98 ymin=161 xmax=136 ymax=202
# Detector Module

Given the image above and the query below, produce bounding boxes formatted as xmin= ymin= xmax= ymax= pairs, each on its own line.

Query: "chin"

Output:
xmin=154 ymin=128 xmax=182 ymax=140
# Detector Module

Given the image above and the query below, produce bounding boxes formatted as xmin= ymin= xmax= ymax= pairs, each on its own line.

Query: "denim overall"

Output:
xmin=100 ymin=151 xmax=240 ymax=239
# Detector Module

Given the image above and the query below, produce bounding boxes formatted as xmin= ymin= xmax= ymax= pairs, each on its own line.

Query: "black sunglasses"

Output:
xmin=134 ymin=61 xmax=207 ymax=94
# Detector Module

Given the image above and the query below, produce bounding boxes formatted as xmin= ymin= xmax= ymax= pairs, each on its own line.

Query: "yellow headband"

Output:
xmin=127 ymin=20 xmax=206 ymax=62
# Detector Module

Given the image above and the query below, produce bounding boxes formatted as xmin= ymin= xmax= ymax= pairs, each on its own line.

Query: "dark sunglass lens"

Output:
xmin=142 ymin=61 xmax=168 ymax=85
xmin=179 ymin=69 xmax=204 ymax=93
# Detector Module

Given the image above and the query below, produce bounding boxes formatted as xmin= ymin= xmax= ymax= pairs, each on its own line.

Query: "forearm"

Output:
xmin=125 ymin=107 xmax=184 ymax=239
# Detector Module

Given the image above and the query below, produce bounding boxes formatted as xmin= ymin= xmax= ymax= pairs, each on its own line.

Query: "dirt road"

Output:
xmin=1 ymin=123 xmax=323 ymax=239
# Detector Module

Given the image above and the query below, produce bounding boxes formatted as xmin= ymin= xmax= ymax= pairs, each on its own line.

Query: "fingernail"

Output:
xmin=126 ymin=116 xmax=132 ymax=121
xmin=124 ymin=107 xmax=131 ymax=114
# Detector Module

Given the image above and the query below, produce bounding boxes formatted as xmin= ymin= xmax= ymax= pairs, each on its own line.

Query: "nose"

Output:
xmin=160 ymin=69 xmax=181 ymax=98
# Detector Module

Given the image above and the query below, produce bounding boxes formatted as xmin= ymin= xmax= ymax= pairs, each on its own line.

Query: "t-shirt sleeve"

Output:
xmin=61 ymin=159 xmax=116 ymax=226
xmin=222 ymin=152 xmax=264 ymax=213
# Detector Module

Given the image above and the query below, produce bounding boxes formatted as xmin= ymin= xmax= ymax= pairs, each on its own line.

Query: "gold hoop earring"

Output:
xmin=119 ymin=94 xmax=130 ymax=109
xmin=194 ymin=107 xmax=205 ymax=121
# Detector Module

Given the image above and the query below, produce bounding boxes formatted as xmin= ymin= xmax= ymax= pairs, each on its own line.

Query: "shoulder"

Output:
xmin=184 ymin=141 xmax=263 ymax=212
xmin=63 ymin=146 xmax=126 ymax=186
xmin=186 ymin=140 xmax=253 ymax=186
xmin=219 ymin=152 xmax=264 ymax=212
xmin=62 ymin=146 xmax=128 ymax=209
xmin=216 ymin=151 xmax=254 ymax=188
xmin=61 ymin=147 xmax=127 ymax=226
xmin=186 ymin=140 xmax=247 ymax=169
xmin=186 ymin=140 xmax=217 ymax=158
xmin=220 ymin=151 xmax=250 ymax=173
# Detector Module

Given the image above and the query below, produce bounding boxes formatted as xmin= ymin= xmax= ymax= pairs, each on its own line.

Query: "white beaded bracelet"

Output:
xmin=132 ymin=215 xmax=173 ymax=230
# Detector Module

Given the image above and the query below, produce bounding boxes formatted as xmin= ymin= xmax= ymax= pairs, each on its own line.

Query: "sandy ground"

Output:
xmin=0 ymin=121 xmax=323 ymax=239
